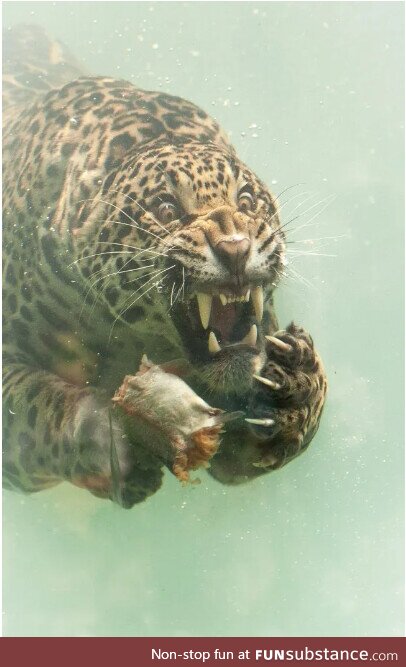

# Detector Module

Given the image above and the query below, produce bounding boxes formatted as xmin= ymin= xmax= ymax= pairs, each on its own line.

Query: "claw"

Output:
xmin=253 ymin=374 xmax=281 ymax=390
xmin=252 ymin=452 xmax=279 ymax=468
xmin=265 ymin=335 xmax=293 ymax=353
xmin=245 ymin=417 xmax=275 ymax=427
xmin=215 ymin=410 xmax=244 ymax=425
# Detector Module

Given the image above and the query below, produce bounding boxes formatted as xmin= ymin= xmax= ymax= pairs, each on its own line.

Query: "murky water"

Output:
xmin=2 ymin=1 xmax=404 ymax=637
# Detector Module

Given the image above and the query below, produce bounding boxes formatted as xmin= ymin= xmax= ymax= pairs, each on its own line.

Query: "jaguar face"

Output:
xmin=90 ymin=140 xmax=285 ymax=392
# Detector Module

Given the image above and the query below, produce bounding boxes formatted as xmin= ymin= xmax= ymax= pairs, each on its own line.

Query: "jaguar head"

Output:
xmin=81 ymin=139 xmax=285 ymax=393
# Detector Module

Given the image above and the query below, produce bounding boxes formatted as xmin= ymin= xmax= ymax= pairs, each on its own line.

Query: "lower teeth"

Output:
xmin=208 ymin=331 xmax=221 ymax=354
xmin=241 ymin=324 xmax=258 ymax=346
xmin=208 ymin=324 xmax=258 ymax=354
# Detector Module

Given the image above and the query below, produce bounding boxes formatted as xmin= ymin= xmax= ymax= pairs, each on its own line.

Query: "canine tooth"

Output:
xmin=241 ymin=324 xmax=258 ymax=347
xmin=197 ymin=293 xmax=212 ymax=329
xmin=219 ymin=293 xmax=228 ymax=306
xmin=245 ymin=289 xmax=251 ymax=302
xmin=245 ymin=418 xmax=275 ymax=427
xmin=251 ymin=286 xmax=263 ymax=321
xmin=208 ymin=331 xmax=221 ymax=354
xmin=253 ymin=374 xmax=280 ymax=390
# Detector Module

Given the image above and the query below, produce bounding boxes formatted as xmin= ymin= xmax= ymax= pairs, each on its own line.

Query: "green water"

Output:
xmin=2 ymin=1 xmax=404 ymax=637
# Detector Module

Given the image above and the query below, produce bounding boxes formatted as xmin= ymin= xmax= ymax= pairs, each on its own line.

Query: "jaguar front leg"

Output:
xmin=246 ymin=323 xmax=327 ymax=469
xmin=208 ymin=323 xmax=327 ymax=484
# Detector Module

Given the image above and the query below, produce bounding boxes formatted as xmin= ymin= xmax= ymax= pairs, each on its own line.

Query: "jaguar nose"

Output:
xmin=214 ymin=234 xmax=251 ymax=274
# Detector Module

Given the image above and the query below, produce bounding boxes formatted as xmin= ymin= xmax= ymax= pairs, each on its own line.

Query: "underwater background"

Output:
xmin=2 ymin=1 xmax=404 ymax=637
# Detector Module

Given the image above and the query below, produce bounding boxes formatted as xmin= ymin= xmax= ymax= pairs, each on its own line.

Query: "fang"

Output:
xmin=241 ymin=324 xmax=258 ymax=347
xmin=251 ymin=286 xmax=263 ymax=321
xmin=197 ymin=293 xmax=212 ymax=329
xmin=208 ymin=331 xmax=221 ymax=354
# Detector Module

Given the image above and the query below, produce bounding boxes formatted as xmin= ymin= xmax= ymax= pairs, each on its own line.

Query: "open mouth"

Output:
xmin=172 ymin=285 xmax=265 ymax=362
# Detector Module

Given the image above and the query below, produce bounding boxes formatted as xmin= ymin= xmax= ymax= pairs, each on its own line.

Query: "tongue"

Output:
xmin=209 ymin=301 xmax=238 ymax=341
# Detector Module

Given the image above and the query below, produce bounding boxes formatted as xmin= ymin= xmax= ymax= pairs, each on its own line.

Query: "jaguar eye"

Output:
xmin=238 ymin=189 xmax=256 ymax=213
xmin=157 ymin=201 xmax=179 ymax=224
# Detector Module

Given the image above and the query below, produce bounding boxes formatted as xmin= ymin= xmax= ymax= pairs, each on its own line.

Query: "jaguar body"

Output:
xmin=3 ymin=26 xmax=327 ymax=507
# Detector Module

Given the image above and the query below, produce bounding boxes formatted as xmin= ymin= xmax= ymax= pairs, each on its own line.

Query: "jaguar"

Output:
xmin=2 ymin=25 xmax=327 ymax=508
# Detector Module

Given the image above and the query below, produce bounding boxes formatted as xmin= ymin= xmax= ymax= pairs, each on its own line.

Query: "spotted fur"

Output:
xmin=3 ymin=26 xmax=327 ymax=507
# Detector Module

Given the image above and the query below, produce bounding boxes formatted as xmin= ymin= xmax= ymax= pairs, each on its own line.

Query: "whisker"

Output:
xmin=78 ymin=247 xmax=158 ymax=316
xmin=273 ymin=252 xmax=317 ymax=292
xmin=97 ymin=265 xmax=168 ymax=321
xmin=288 ymin=194 xmax=337 ymax=237
xmin=278 ymin=192 xmax=315 ymax=216
xmin=80 ymin=255 xmax=141 ymax=321
xmin=113 ymin=265 xmax=175 ymax=320
xmin=277 ymin=193 xmax=336 ymax=237
xmin=274 ymin=183 xmax=306 ymax=204
xmin=108 ymin=283 xmax=159 ymax=343
xmin=286 ymin=233 xmax=349 ymax=245
xmin=106 ymin=218 xmax=178 ymax=250
xmin=181 ymin=266 xmax=185 ymax=301
xmin=167 ymin=276 xmax=184 ymax=313
xmin=70 ymin=241 xmax=163 ymax=268
xmin=109 ymin=219 xmax=171 ymax=241
xmin=109 ymin=264 xmax=175 ymax=340
xmin=286 ymin=249 xmax=337 ymax=258
xmin=71 ymin=236 xmax=168 ymax=320
xmin=95 ymin=241 xmax=170 ymax=257
xmin=85 ymin=217 xmax=166 ymax=239
xmin=284 ymin=264 xmax=317 ymax=291
xmin=170 ymin=281 xmax=176 ymax=306
xmin=69 ymin=250 xmax=133 ymax=267
xmin=86 ymin=255 xmax=141 ymax=320
xmin=277 ymin=190 xmax=313 ymax=214
xmin=272 ymin=266 xmax=298 ymax=295
xmin=106 ymin=188 xmax=171 ymax=236
xmin=173 ymin=279 xmax=185 ymax=307
xmin=78 ymin=197 xmax=171 ymax=245
xmin=72 ymin=249 xmax=163 ymax=311
xmin=88 ymin=263 xmax=156 ymax=289
xmin=125 ymin=267 xmax=167 ymax=285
